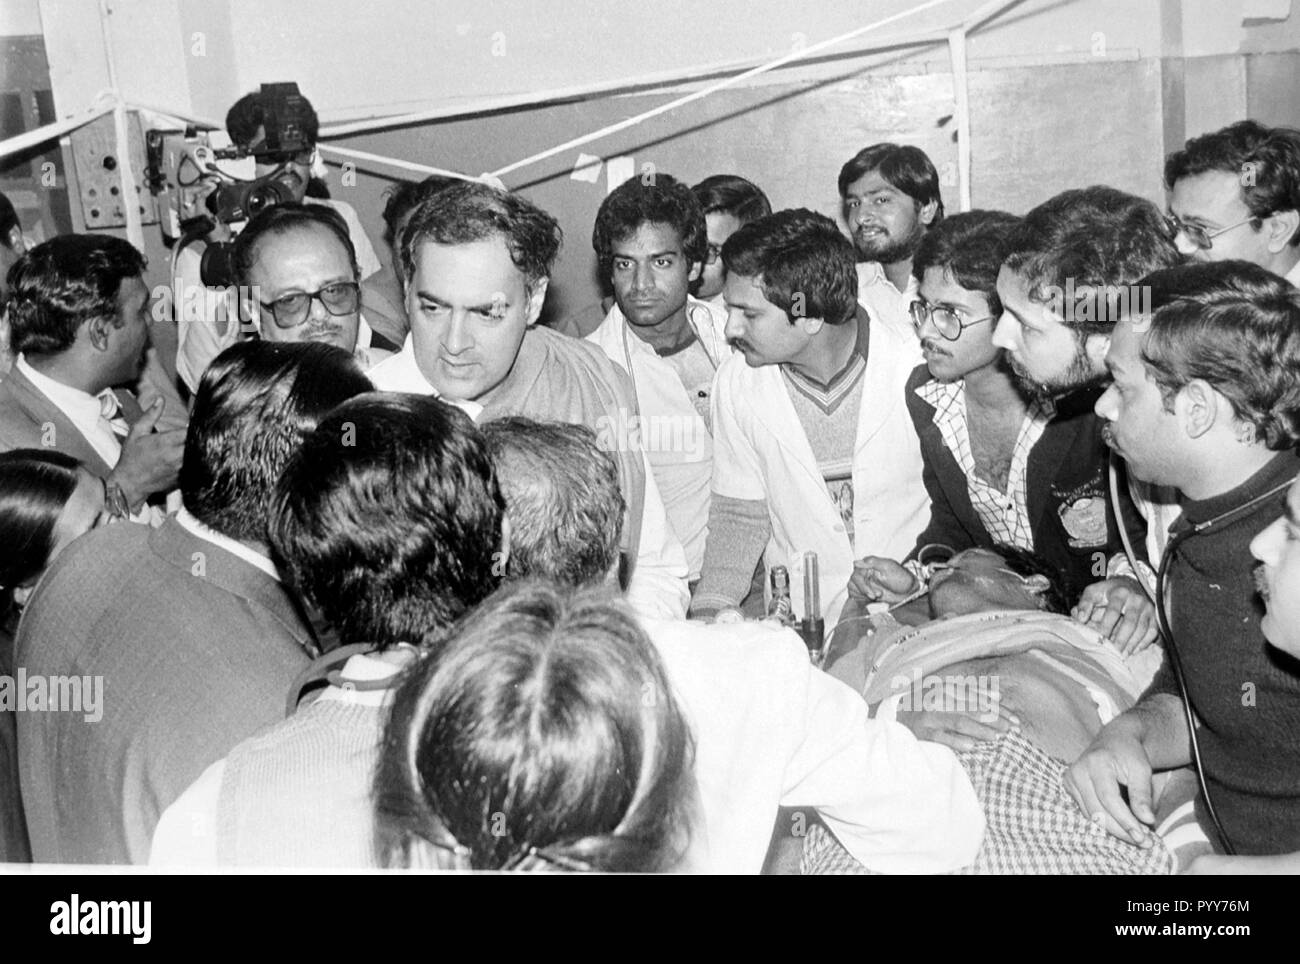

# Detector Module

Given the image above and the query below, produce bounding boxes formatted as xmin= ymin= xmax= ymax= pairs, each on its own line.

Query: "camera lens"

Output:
xmin=246 ymin=185 xmax=279 ymax=217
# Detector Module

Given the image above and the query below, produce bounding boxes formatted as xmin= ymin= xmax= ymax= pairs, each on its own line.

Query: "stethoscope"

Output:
xmin=1112 ymin=456 xmax=1294 ymax=856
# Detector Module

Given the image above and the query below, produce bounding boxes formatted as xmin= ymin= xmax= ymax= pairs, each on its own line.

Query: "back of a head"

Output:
xmin=592 ymin=173 xmax=708 ymax=275
xmin=0 ymin=191 xmax=18 ymax=241
xmin=994 ymin=543 xmax=1074 ymax=615
xmin=381 ymin=176 xmax=461 ymax=248
xmin=838 ymin=143 xmax=945 ymax=222
xmin=912 ymin=210 xmax=1022 ymax=314
xmin=722 ymin=208 xmax=858 ymax=325
xmin=375 ymin=580 xmax=695 ymax=872
xmin=232 ymin=202 xmax=358 ymax=288
xmin=1165 ymin=120 xmax=1300 ymax=235
xmin=691 ymin=174 xmax=772 ymax=225
xmin=1136 ymin=259 xmax=1300 ymax=450
xmin=1003 ymin=186 xmax=1182 ymax=325
xmin=0 ymin=449 xmax=82 ymax=595
xmin=398 ymin=181 xmax=562 ymax=290
xmin=5 ymin=234 xmax=146 ymax=357
xmin=181 ymin=341 xmax=373 ymax=543
xmin=481 ymin=417 xmax=625 ymax=588
xmin=270 ymin=392 xmax=505 ymax=648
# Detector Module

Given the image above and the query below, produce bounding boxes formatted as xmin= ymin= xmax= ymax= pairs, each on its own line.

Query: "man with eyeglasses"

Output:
xmin=232 ymin=204 xmax=393 ymax=370
xmin=1165 ymin=120 xmax=1300 ymax=283
xmin=175 ymin=87 xmax=384 ymax=393
xmin=839 ymin=143 xmax=942 ymax=357
xmin=851 ymin=213 xmax=1154 ymax=666
xmin=691 ymin=174 xmax=772 ymax=312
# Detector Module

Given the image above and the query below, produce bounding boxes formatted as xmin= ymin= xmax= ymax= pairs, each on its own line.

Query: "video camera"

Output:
xmin=145 ymin=82 xmax=315 ymax=244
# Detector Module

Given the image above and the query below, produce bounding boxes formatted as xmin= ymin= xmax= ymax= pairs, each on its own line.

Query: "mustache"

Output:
xmin=1254 ymin=564 xmax=1271 ymax=602
xmin=921 ymin=339 xmax=950 ymax=356
xmin=1101 ymin=422 xmax=1117 ymax=448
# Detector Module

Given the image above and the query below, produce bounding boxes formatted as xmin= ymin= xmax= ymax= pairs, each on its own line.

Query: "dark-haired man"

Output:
xmin=851 ymin=211 xmax=1154 ymax=652
xmin=234 ymin=203 xmax=395 ymax=368
xmin=16 ymin=341 xmax=371 ymax=863
xmin=176 ymin=86 xmax=381 ymax=392
xmin=587 ymin=174 xmax=728 ymax=581
xmin=0 ymin=234 xmax=184 ymax=518
xmin=839 ymin=143 xmax=942 ymax=350
xmin=691 ymin=174 xmax=772 ymax=312
xmin=151 ymin=392 xmax=503 ymax=867
xmin=368 ymin=181 xmax=689 ymax=619
xmin=692 ymin=209 xmax=927 ymax=627
xmin=1066 ymin=260 xmax=1300 ymax=857
xmin=1165 ymin=120 xmax=1300 ymax=282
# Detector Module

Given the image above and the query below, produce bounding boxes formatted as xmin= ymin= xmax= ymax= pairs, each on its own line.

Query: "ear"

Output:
xmin=1267 ymin=209 xmax=1300 ymax=252
xmin=687 ymin=259 xmax=703 ymax=283
xmin=1177 ymin=379 xmax=1219 ymax=439
xmin=86 ymin=314 xmax=114 ymax=352
xmin=524 ymin=277 xmax=549 ymax=328
xmin=918 ymin=199 xmax=940 ymax=227
xmin=239 ymin=287 xmax=263 ymax=336
xmin=496 ymin=517 xmax=511 ymax=577
xmin=797 ymin=315 xmax=826 ymax=336
xmin=4 ymin=225 xmax=22 ymax=254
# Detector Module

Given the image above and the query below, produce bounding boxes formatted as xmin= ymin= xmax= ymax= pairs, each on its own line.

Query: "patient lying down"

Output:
xmin=805 ymin=545 xmax=1177 ymax=875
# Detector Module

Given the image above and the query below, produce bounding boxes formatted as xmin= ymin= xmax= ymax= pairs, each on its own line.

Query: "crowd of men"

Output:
xmin=0 ymin=85 xmax=1298 ymax=872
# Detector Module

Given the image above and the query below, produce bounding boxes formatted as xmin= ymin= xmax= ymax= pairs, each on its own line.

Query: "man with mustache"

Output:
xmin=839 ymin=143 xmax=941 ymax=358
xmin=691 ymin=209 xmax=927 ymax=627
xmin=234 ymin=204 xmax=394 ymax=369
xmin=851 ymin=212 xmax=1155 ymax=670
xmin=1067 ymin=260 xmax=1300 ymax=860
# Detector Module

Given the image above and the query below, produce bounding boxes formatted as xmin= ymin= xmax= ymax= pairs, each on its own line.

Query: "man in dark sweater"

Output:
xmin=1065 ymin=261 xmax=1300 ymax=856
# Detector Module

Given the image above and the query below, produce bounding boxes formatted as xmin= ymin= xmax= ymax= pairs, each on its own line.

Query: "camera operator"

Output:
xmin=173 ymin=86 xmax=382 ymax=393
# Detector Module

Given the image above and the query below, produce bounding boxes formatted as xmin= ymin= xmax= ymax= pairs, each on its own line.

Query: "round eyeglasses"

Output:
xmin=260 ymin=281 xmax=360 ymax=329
xmin=909 ymin=301 xmax=993 ymax=341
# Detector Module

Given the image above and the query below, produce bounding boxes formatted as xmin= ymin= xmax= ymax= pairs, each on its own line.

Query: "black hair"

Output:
xmin=691 ymin=174 xmax=772 ymax=225
xmin=381 ymin=176 xmax=461 ymax=248
xmin=481 ymin=417 xmax=624 ymax=588
xmin=0 ymin=449 xmax=82 ymax=598
xmin=721 ymin=208 xmax=858 ymax=326
xmin=912 ymin=210 xmax=1022 ymax=316
xmin=5 ymin=234 xmax=146 ymax=356
xmin=992 ymin=543 xmax=1074 ymax=614
xmin=0 ymin=191 xmax=18 ymax=240
xmin=1136 ymin=260 xmax=1300 ymax=450
xmin=838 ymin=143 xmax=945 ymax=222
xmin=374 ymin=580 xmax=695 ymax=872
xmin=592 ymin=173 xmax=707 ymax=279
xmin=399 ymin=181 xmax=562 ymax=290
xmin=1165 ymin=120 xmax=1300 ymax=246
xmin=269 ymin=392 xmax=505 ymax=649
xmin=180 ymin=341 xmax=373 ymax=543
xmin=232 ymin=202 xmax=359 ymax=287
xmin=1002 ymin=186 xmax=1182 ymax=333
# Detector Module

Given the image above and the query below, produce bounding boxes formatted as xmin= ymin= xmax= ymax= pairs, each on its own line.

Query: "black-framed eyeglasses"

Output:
xmin=908 ymin=301 xmax=993 ymax=341
xmin=260 ymin=281 xmax=360 ymax=329
xmin=704 ymin=243 xmax=722 ymax=265
xmin=1163 ymin=212 xmax=1265 ymax=251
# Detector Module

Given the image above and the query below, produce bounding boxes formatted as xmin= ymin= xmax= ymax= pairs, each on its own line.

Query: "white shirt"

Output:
xmin=153 ymin=623 xmax=983 ymax=874
xmin=174 ymin=505 xmax=279 ymax=581
xmin=16 ymin=354 xmax=123 ymax=469
xmin=856 ymin=261 xmax=923 ymax=365
xmin=587 ymin=298 xmax=729 ymax=579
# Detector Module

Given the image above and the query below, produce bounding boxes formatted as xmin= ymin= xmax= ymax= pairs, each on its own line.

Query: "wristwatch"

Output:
xmin=102 ymin=478 xmax=132 ymax=521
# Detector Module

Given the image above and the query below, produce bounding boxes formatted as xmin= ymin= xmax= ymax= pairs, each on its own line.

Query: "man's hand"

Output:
xmin=896 ymin=700 xmax=1020 ymax=754
xmin=1072 ymin=576 xmax=1158 ymax=655
xmin=1063 ymin=723 xmax=1157 ymax=847
xmin=849 ymin=556 xmax=918 ymax=604
xmin=108 ymin=399 xmax=185 ymax=509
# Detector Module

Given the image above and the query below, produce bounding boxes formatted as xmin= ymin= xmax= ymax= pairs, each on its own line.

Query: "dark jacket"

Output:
xmin=904 ymin=365 xmax=1147 ymax=597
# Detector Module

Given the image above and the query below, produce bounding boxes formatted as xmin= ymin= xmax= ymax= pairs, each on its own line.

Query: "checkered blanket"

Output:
xmin=801 ymin=731 xmax=1174 ymax=875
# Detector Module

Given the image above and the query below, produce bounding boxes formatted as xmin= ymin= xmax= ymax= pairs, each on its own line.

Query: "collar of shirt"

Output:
xmin=857 ymin=260 xmax=919 ymax=299
xmin=365 ymin=334 xmax=484 ymax=421
xmin=175 ymin=504 xmax=280 ymax=581
xmin=16 ymin=353 xmax=123 ymax=466
xmin=1286 ymin=258 xmax=1300 ymax=288
xmin=600 ymin=297 xmax=727 ymax=366
xmin=320 ymin=652 xmax=403 ymax=708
